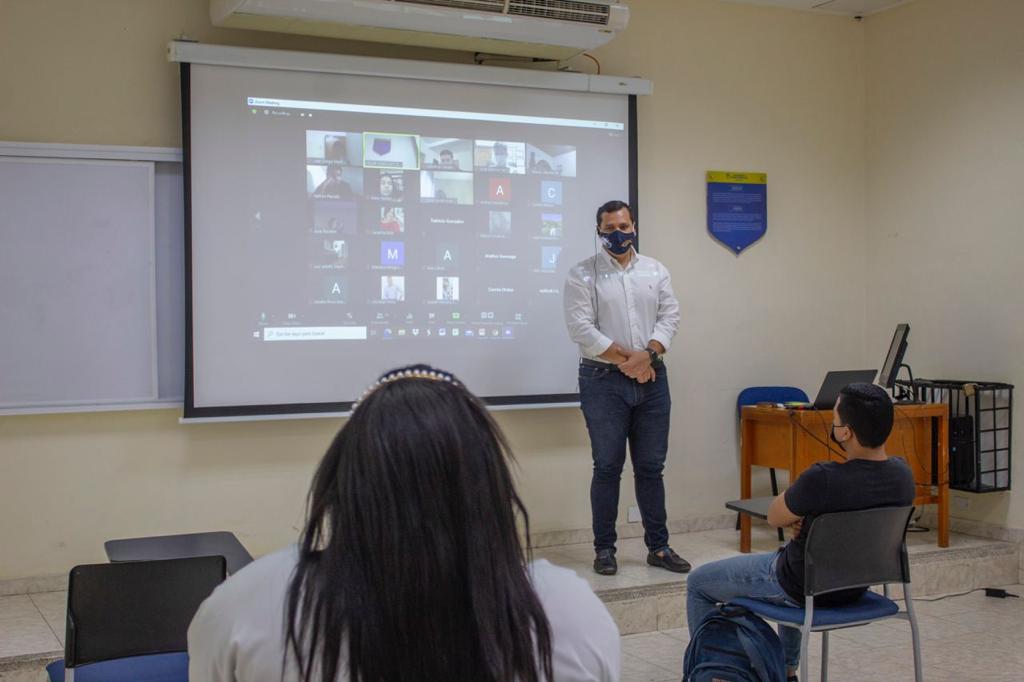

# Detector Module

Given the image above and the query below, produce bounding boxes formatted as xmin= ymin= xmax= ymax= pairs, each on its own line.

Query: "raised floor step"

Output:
xmin=534 ymin=525 xmax=1021 ymax=635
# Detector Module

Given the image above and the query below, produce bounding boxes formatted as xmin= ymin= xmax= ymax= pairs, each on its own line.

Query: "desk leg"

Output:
xmin=740 ymin=417 xmax=752 ymax=553
xmin=937 ymin=413 xmax=950 ymax=548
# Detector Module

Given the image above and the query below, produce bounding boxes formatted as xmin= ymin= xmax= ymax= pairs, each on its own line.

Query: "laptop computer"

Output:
xmin=812 ymin=370 xmax=878 ymax=410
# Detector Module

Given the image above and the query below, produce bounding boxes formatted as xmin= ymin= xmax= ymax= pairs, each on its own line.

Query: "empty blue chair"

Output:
xmin=730 ymin=506 xmax=923 ymax=682
xmin=737 ymin=386 xmax=810 ymax=541
xmin=737 ymin=386 xmax=810 ymax=411
xmin=46 ymin=555 xmax=225 ymax=682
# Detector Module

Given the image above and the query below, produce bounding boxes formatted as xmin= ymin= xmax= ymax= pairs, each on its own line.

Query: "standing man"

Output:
xmin=564 ymin=200 xmax=688 ymax=576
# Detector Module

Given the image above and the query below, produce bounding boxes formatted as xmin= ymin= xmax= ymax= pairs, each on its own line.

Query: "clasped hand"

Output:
xmin=617 ymin=349 xmax=655 ymax=384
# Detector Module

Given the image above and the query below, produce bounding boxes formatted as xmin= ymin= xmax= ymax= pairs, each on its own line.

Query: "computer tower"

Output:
xmin=949 ymin=415 xmax=975 ymax=488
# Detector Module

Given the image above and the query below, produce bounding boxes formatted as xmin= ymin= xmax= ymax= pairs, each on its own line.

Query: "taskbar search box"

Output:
xmin=263 ymin=326 xmax=368 ymax=341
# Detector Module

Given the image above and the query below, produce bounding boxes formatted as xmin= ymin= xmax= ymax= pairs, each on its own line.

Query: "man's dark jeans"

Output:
xmin=579 ymin=360 xmax=671 ymax=553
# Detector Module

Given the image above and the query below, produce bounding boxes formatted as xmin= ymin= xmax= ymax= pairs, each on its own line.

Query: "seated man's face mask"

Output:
xmin=830 ymin=424 xmax=851 ymax=451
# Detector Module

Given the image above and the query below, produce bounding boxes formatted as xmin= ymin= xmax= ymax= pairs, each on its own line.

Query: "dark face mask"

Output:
xmin=830 ymin=424 xmax=849 ymax=451
xmin=599 ymin=228 xmax=634 ymax=255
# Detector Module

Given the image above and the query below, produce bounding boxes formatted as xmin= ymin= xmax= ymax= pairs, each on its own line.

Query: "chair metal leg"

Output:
xmin=800 ymin=598 xmax=814 ymax=681
xmin=769 ymin=468 xmax=784 ymax=541
xmin=65 ymin=668 xmax=75 ymax=682
xmin=903 ymin=583 xmax=924 ymax=682
xmin=820 ymin=631 xmax=829 ymax=682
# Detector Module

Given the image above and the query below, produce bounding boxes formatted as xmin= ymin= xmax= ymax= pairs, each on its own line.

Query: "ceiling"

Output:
xmin=715 ymin=0 xmax=914 ymax=17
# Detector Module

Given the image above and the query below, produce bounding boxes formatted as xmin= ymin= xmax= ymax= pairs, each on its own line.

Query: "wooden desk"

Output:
xmin=738 ymin=403 xmax=949 ymax=552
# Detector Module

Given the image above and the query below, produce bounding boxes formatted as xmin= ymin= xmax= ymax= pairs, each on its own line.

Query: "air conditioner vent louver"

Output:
xmin=394 ymin=0 xmax=613 ymax=26
xmin=395 ymin=0 xmax=506 ymax=13
xmin=509 ymin=1 xmax=611 ymax=25
xmin=211 ymin=0 xmax=628 ymax=60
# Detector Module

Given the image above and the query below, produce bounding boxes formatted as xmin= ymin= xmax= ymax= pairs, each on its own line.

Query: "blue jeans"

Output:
xmin=686 ymin=551 xmax=803 ymax=668
xmin=578 ymin=361 xmax=670 ymax=553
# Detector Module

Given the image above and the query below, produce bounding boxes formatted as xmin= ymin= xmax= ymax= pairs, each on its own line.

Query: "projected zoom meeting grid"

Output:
xmin=259 ymin=130 xmax=580 ymax=343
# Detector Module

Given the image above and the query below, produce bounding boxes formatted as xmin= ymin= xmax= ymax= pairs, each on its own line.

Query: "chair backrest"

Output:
xmin=802 ymin=506 xmax=913 ymax=597
xmin=737 ymin=386 xmax=810 ymax=414
xmin=64 ymin=555 xmax=226 ymax=668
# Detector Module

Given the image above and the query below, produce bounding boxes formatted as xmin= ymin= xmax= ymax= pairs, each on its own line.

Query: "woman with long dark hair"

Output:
xmin=189 ymin=365 xmax=620 ymax=681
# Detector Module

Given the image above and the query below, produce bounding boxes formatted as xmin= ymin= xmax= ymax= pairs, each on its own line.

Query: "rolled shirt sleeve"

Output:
xmin=564 ymin=264 xmax=614 ymax=357
xmin=649 ymin=266 xmax=680 ymax=353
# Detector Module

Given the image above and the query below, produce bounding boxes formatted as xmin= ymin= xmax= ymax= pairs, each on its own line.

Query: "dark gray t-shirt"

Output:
xmin=777 ymin=457 xmax=915 ymax=604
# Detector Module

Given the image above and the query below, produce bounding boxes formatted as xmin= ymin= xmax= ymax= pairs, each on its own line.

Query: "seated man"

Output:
xmin=686 ymin=383 xmax=915 ymax=681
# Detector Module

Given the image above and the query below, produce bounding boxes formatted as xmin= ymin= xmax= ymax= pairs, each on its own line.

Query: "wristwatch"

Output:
xmin=646 ymin=347 xmax=661 ymax=364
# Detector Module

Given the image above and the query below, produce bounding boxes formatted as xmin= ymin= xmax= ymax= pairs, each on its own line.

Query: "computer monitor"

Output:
xmin=878 ymin=323 xmax=910 ymax=389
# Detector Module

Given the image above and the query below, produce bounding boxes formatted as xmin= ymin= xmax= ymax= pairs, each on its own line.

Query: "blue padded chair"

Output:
xmin=730 ymin=506 xmax=922 ymax=682
xmin=737 ymin=386 xmax=810 ymax=541
xmin=46 ymin=555 xmax=225 ymax=682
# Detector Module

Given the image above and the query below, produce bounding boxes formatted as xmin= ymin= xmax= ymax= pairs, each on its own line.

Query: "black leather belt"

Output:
xmin=579 ymin=357 xmax=665 ymax=369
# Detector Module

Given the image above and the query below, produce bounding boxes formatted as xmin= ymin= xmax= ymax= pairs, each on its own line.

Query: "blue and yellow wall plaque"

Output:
xmin=706 ymin=171 xmax=767 ymax=254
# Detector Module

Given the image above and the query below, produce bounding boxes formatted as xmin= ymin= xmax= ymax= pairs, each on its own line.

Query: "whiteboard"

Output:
xmin=0 ymin=149 xmax=185 ymax=413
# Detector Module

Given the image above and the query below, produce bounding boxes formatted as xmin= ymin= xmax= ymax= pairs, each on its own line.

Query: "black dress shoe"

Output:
xmin=647 ymin=547 xmax=691 ymax=573
xmin=593 ymin=549 xmax=617 ymax=575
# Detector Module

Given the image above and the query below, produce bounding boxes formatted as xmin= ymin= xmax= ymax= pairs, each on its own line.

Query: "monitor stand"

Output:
xmin=893 ymin=363 xmax=922 ymax=404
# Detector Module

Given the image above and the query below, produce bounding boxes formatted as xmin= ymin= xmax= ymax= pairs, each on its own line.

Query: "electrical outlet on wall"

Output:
xmin=627 ymin=505 xmax=642 ymax=523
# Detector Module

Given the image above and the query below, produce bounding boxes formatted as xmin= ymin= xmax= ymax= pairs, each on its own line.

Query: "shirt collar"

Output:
xmin=600 ymin=248 xmax=637 ymax=271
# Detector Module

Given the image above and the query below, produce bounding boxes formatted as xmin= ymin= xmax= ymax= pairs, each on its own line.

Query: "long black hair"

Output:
xmin=285 ymin=365 xmax=553 ymax=681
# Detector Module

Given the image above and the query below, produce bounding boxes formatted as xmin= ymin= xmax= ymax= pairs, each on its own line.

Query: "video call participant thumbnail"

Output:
xmin=437 ymin=276 xmax=460 ymax=302
xmin=363 ymin=133 xmax=421 ymax=170
xmin=313 ymin=238 xmax=348 ymax=267
xmin=540 ymin=246 xmax=562 ymax=272
xmin=367 ymin=169 xmax=418 ymax=203
xmin=477 ymin=175 xmax=512 ymax=205
xmin=308 ymin=165 xmax=363 ymax=200
xmin=312 ymin=200 xmax=358 ymax=235
xmin=306 ymin=130 xmax=363 ymax=165
xmin=489 ymin=211 xmax=512 ymax=236
xmin=474 ymin=140 xmax=527 ymax=175
xmin=539 ymin=180 xmax=563 ymax=206
xmin=420 ymin=171 xmax=474 ymax=205
xmin=381 ymin=275 xmax=405 ymax=302
xmin=526 ymin=144 xmax=577 ymax=177
xmin=378 ymin=207 xmax=404 ymax=233
xmin=421 ymin=138 xmax=473 ymax=171
xmin=541 ymin=213 xmax=563 ymax=238
xmin=314 ymin=274 xmax=347 ymax=303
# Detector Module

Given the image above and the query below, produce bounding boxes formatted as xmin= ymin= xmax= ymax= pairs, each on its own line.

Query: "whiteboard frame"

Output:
xmin=178 ymin=400 xmax=580 ymax=424
xmin=0 ymin=141 xmax=182 ymax=163
xmin=0 ymin=144 xmax=182 ymax=416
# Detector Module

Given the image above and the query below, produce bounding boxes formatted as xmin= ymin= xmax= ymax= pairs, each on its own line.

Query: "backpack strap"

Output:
xmin=736 ymin=626 xmax=773 ymax=682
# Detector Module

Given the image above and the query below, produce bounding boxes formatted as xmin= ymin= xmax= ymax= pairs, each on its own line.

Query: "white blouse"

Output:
xmin=188 ymin=546 xmax=621 ymax=682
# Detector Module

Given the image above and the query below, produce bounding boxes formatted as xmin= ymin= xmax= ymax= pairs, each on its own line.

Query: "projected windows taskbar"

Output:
xmin=257 ymin=325 xmax=517 ymax=341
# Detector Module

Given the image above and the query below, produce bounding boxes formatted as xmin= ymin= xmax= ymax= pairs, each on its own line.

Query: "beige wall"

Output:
xmin=0 ymin=0 xmax=869 ymax=580
xmin=864 ymin=0 xmax=1024 ymax=529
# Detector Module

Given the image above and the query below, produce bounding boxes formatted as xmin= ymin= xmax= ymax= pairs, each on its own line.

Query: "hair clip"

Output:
xmin=349 ymin=367 xmax=458 ymax=414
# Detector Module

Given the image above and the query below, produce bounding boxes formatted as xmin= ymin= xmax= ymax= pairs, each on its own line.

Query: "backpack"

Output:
xmin=682 ymin=603 xmax=787 ymax=682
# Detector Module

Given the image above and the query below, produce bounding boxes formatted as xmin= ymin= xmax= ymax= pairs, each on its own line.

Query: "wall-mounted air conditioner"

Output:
xmin=210 ymin=0 xmax=630 ymax=60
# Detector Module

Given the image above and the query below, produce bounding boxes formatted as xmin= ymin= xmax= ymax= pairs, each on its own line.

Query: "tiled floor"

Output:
xmin=2 ymin=523 xmax=1020 ymax=681
xmin=0 ymin=593 xmax=62 ymax=655
xmin=3 ymin=585 xmax=1024 ymax=681
xmin=534 ymin=524 xmax=1016 ymax=595
xmin=0 ymin=592 xmax=63 ymax=681
xmin=620 ymin=584 xmax=1024 ymax=682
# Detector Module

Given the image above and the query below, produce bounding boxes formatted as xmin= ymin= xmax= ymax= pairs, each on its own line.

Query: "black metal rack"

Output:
xmin=896 ymin=379 xmax=1013 ymax=493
